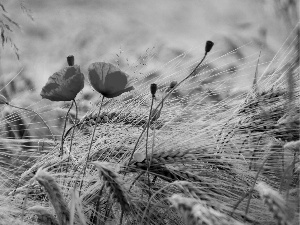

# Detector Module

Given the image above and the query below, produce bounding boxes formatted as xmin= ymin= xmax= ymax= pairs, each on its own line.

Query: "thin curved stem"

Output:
xmin=145 ymin=97 xmax=155 ymax=199
xmin=63 ymin=122 xmax=82 ymax=141
xmin=230 ymin=154 xmax=271 ymax=217
xmin=127 ymin=51 xmax=208 ymax=167
xmin=140 ymin=181 xmax=180 ymax=224
xmin=79 ymin=95 xmax=105 ymax=194
xmin=245 ymin=153 xmax=271 ymax=216
xmin=60 ymin=101 xmax=74 ymax=157
xmin=128 ymin=171 xmax=145 ymax=192
xmin=8 ymin=103 xmax=56 ymax=142
xmin=67 ymin=100 xmax=78 ymax=167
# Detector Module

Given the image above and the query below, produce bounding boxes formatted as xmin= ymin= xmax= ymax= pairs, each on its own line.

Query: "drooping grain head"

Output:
xmin=284 ymin=140 xmax=300 ymax=152
xmin=168 ymin=194 xmax=198 ymax=225
xmin=91 ymin=162 xmax=130 ymax=212
xmin=169 ymin=194 xmax=244 ymax=225
xmin=34 ymin=168 xmax=70 ymax=225
xmin=28 ymin=205 xmax=59 ymax=225
xmin=255 ymin=182 xmax=292 ymax=225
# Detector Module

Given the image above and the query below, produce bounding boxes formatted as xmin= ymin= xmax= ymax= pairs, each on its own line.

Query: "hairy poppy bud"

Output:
xmin=166 ymin=81 xmax=177 ymax=93
xmin=67 ymin=55 xmax=75 ymax=66
xmin=150 ymin=83 xmax=157 ymax=97
xmin=0 ymin=94 xmax=8 ymax=104
xmin=205 ymin=41 xmax=214 ymax=53
xmin=169 ymin=81 xmax=177 ymax=89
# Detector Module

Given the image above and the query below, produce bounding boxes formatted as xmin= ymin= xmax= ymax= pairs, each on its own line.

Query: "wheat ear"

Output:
xmin=129 ymin=149 xmax=196 ymax=166
xmin=284 ymin=140 xmax=300 ymax=152
xmin=255 ymin=182 xmax=292 ymax=225
xmin=91 ymin=162 xmax=130 ymax=212
xmin=169 ymin=194 xmax=244 ymax=225
xmin=28 ymin=205 xmax=59 ymax=225
xmin=177 ymin=181 xmax=212 ymax=203
xmin=34 ymin=168 xmax=70 ymax=225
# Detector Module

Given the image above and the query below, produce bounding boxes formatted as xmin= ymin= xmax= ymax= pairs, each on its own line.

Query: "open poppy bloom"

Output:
xmin=88 ymin=62 xmax=134 ymax=98
xmin=40 ymin=65 xmax=85 ymax=101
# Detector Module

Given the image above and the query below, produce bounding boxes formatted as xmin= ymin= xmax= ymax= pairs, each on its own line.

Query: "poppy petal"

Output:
xmin=88 ymin=62 xmax=134 ymax=98
xmin=41 ymin=65 xmax=85 ymax=101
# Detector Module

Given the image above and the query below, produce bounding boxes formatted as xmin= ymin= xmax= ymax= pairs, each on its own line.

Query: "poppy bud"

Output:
xmin=150 ymin=83 xmax=157 ymax=97
xmin=205 ymin=41 xmax=214 ymax=53
xmin=169 ymin=81 xmax=177 ymax=89
xmin=67 ymin=55 xmax=75 ymax=66
xmin=0 ymin=94 xmax=8 ymax=104
xmin=108 ymin=112 xmax=116 ymax=119
xmin=166 ymin=81 xmax=177 ymax=93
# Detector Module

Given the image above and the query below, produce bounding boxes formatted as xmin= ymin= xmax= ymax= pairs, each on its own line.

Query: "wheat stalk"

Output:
xmin=255 ymin=182 xmax=292 ymax=225
xmin=28 ymin=205 xmax=59 ymax=225
xmin=91 ymin=161 xmax=130 ymax=213
xmin=34 ymin=168 xmax=70 ymax=225
xmin=151 ymin=149 xmax=196 ymax=164
xmin=129 ymin=162 xmax=221 ymax=195
xmin=128 ymin=149 xmax=196 ymax=166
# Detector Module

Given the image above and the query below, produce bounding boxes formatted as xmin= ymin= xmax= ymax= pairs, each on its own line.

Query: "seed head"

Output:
xmin=170 ymin=81 xmax=177 ymax=89
xmin=205 ymin=41 xmax=214 ymax=53
xmin=67 ymin=55 xmax=75 ymax=66
xmin=150 ymin=83 xmax=158 ymax=97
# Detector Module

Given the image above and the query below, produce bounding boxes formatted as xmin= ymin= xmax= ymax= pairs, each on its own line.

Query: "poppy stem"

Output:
xmin=67 ymin=99 xmax=78 ymax=168
xmin=7 ymin=103 xmax=56 ymax=142
xmin=79 ymin=95 xmax=105 ymax=194
xmin=127 ymin=50 xmax=209 ymax=167
xmin=60 ymin=101 xmax=74 ymax=157
xmin=145 ymin=96 xmax=155 ymax=200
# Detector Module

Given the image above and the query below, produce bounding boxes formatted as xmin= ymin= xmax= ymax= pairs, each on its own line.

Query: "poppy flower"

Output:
xmin=88 ymin=62 xmax=134 ymax=98
xmin=150 ymin=83 xmax=157 ymax=98
xmin=40 ymin=65 xmax=85 ymax=101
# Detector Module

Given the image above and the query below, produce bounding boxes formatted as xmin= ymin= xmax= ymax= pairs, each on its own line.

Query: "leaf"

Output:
xmin=40 ymin=65 xmax=85 ymax=101
xmin=88 ymin=62 xmax=134 ymax=98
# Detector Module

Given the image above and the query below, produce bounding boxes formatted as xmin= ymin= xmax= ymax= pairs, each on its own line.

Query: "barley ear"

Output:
xmin=168 ymin=194 xmax=198 ymax=225
xmin=169 ymin=194 xmax=244 ymax=225
xmin=284 ymin=140 xmax=300 ymax=152
xmin=70 ymin=189 xmax=86 ymax=225
xmin=91 ymin=162 xmax=130 ymax=212
xmin=28 ymin=205 xmax=59 ymax=225
xmin=255 ymin=182 xmax=293 ymax=225
xmin=34 ymin=167 xmax=70 ymax=225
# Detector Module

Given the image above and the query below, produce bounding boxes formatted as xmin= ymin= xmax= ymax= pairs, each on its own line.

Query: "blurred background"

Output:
xmin=0 ymin=0 xmax=298 ymax=89
xmin=0 ymin=0 xmax=298 ymax=173
xmin=0 ymin=0 xmax=298 ymax=141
